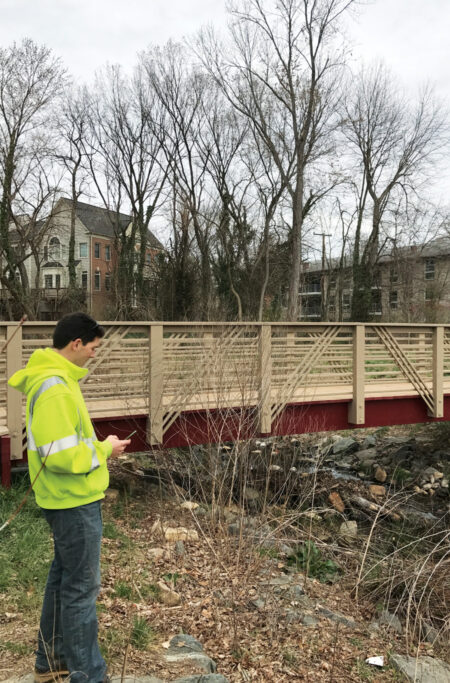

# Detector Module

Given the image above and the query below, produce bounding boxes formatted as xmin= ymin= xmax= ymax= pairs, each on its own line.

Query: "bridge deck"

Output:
xmin=1 ymin=379 xmax=449 ymax=421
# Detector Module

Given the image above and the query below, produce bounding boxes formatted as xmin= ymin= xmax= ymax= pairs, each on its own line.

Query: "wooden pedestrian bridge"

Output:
xmin=1 ymin=320 xmax=450 ymax=486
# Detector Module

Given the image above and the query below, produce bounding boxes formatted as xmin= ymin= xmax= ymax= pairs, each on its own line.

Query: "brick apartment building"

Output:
xmin=301 ymin=237 xmax=450 ymax=323
xmin=1 ymin=197 xmax=164 ymax=319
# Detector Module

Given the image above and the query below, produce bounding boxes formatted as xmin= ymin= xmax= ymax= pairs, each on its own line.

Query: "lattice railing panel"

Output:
xmin=365 ymin=327 xmax=433 ymax=385
xmin=271 ymin=326 xmax=354 ymax=388
xmin=444 ymin=329 xmax=450 ymax=378
xmin=162 ymin=325 xmax=260 ymax=427
xmin=20 ymin=325 xmax=149 ymax=404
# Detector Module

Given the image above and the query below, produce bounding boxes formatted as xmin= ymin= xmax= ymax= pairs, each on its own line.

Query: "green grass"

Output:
xmin=114 ymin=580 xmax=133 ymax=599
xmin=0 ymin=475 xmax=52 ymax=611
xmin=0 ymin=641 xmax=33 ymax=656
xmin=162 ymin=571 xmax=180 ymax=588
xmin=287 ymin=541 xmax=341 ymax=583
xmin=103 ymin=520 xmax=122 ymax=539
xmin=130 ymin=616 xmax=156 ymax=650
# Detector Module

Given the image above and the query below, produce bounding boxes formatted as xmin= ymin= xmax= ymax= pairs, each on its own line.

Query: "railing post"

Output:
xmin=431 ymin=325 xmax=444 ymax=418
xmin=259 ymin=325 xmax=272 ymax=434
xmin=6 ymin=324 xmax=23 ymax=460
xmin=348 ymin=324 xmax=365 ymax=425
xmin=148 ymin=324 xmax=163 ymax=445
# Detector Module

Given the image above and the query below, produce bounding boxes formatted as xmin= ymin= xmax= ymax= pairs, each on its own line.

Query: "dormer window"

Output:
xmin=49 ymin=237 xmax=61 ymax=260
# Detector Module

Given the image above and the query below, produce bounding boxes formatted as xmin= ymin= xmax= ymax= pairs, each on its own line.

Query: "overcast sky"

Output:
xmin=1 ymin=0 xmax=449 ymax=97
xmin=1 ymin=0 xmax=449 ymax=209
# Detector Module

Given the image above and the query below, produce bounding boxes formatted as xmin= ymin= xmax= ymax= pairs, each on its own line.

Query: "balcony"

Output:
xmin=42 ymin=287 xmax=65 ymax=299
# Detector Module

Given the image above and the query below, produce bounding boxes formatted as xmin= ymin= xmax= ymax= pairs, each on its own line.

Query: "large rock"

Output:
xmin=369 ymin=485 xmax=386 ymax=499
xmin=362 ymin=435 xmax=377 ymax=448
xmin=374 ymin=466 xmax=387 ymax=483
xmin=340 ymin=520 xmax=358 ymax=538
xmin=390 ymin=655 xmax=450 ymax=682
xmin=316 ymin=606 xmax=357 ymax=628
xmin=377 ymin=609 xmax=402 ymax=634
xmin=164 ymin=634 xmax=217 ymax=676
xmin=355 ymin=449 xmax=377 ymax=464
xmin=157 ymin=581 xmax=182 ymax=606
xmin=164 ymin=652 xmax=216 ymax=674
xmin=332 ymin=437 xmax=358 ymax=455
xmin=167 ymin=635 xmax=204 ymax=653
xmin=165 ymin=527 xmax=199 ymax=542
xmin=329 ymin=491 xmax=345 ymax=512
xmin=383 ymin=436 xmax=413 ymax=446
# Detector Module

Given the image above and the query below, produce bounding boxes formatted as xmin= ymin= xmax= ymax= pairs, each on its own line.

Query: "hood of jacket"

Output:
xmin=8 ymin=347 xmax=88 ymax=396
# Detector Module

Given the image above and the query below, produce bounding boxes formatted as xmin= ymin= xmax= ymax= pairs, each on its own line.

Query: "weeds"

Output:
xmin=287 ymin=540 xmax=341 ymax=583
xmin=114 ymin=580 xmax=133 ymax=600
xmin=130 ymin=616 xmax=155 ymax=650
xmin=0 ymin=475 xmax=51 ymax=610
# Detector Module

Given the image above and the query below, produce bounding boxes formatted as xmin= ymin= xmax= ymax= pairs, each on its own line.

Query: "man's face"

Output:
xmin=72 ymin=337 xmax=102 ymax=366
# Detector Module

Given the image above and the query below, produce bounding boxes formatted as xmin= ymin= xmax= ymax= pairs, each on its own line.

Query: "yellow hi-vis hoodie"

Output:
xmin=8 ymin=347 xmax=113 ymax=509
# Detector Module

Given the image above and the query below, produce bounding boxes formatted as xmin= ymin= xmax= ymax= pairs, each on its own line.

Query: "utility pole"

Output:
xmin=313 ymin=232 xmax=331 ymax=320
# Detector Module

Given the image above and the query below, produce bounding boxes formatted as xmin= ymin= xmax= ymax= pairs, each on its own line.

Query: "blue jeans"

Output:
xmin=36 ymin=501 xmax=106 ymax=683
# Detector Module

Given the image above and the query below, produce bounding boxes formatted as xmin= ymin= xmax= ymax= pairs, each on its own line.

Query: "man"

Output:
xmin=8 ymin=312 xmax=131 ymax=683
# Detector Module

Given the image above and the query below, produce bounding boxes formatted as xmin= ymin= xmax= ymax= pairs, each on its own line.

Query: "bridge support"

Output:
xmin=432 ymin=326 xmax=444 ymax=418
xmin=259 ymin=326 xmax=272 ymax=434
xmin=349 ymin=324 xmax=365 ymax=425
xmin=148 ymin=324 xmax=163 ymax=445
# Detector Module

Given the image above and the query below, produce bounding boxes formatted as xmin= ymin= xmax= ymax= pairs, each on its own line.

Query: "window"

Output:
xmin=343 ymin=293 xmax=351 ymax=310
xmin=43 ymin=246 xmax=48 ymax=261
xmin=79 ymin=243 xmax=88 ymax=258
xmin=370 ymin=290 xmax=382 ymax=314
xmin=425 ymin=286 xmax=437 ymax=302
xmin=105 ymin=245 xmax=111 ymax=261
xmin=55 ymin=274 xmax=61 ymax=289
xmin=105 ymin=272 xmax=111 ymax=291
xmin=94 ymin=271 xmax=101 ymax=291
xmin=389 ymin=290 xmax=398 ymax=310
xmin=425 ymin=259 xmax=435 ymax=280
xmin=82 ymin=271 xmax=88 ymax=289
xmin=390 ymin=267 xmax=398 ymax=283
xmin=94 ymin=243 xmax=100 ymax=258
xmin=304 ymin=275 xmax=321 ymax=293
xmin=49 ymin=237 xmax=61 ymax=260
xmin=44 ymin=274 xmax=53 ymax=288
xmin=304 ymin=300 xmax=321 ymax=317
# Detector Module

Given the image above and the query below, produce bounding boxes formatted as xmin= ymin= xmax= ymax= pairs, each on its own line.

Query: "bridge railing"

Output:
xmin=0 ymin=321 xmax=449 ymax=458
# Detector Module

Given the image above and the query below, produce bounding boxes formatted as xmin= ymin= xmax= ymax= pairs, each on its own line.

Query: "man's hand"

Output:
xmin=105 ymin=435 xmax=131 ymax=458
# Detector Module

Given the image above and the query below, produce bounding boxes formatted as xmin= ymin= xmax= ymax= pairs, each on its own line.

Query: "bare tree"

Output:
xmin=342 ymin=64 xmax=448 ymax=321
xmin=10 ymin=156 xmax=63 ymax=318
xmin=85 ymin=64 xmax=167 ymax=318
xmin=143 ymin=43 xmax=214 ymax=319
xmin=0 ymin=39 xmax=67 ymax=318
xmin=197 ymin=0 xmax=355 ymax=319
xmin=55 ymin=87 xmax=91 ymax=298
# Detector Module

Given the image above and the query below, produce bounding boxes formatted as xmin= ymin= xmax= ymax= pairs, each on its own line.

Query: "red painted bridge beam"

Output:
xmin=2 ymin=395 xmax=449 ymax=488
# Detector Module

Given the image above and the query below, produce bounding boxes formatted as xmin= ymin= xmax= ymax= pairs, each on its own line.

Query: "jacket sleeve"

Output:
xmin=31 ymin=390 xmax=113 ymax=474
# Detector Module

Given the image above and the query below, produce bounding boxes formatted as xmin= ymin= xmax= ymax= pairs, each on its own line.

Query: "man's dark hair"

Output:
xmin=53 ymin=312 xmax=105 ymax=349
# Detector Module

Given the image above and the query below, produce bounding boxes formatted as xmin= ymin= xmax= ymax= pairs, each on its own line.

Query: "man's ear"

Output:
xmin=71 ymin=338 xmax=83 ymax=351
